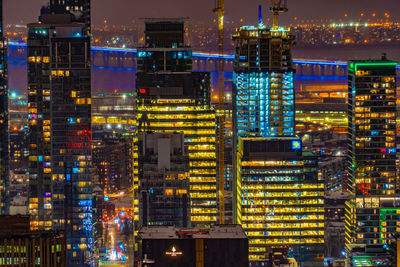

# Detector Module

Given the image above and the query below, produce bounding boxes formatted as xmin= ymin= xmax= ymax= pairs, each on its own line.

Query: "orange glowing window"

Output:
xmin=165 ymin=189 xmax=174 ymax=196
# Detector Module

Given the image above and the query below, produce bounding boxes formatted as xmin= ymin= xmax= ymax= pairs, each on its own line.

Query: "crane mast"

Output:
xmin=270 ymin=0 xmax=288 ymax=29
xmin=213 ymin=0 xmax=225 ymax=225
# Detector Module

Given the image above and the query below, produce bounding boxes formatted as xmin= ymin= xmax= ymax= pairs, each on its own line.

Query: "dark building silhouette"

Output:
xmin=0 ymin=0 xmax=9 ymax=215
xmin=48 ymin=0 xmax=90 ymax=35
xmin=0 ymin=216 xmax=66 ymax=266
xmin=138 ymin=225 xmax=248 ymax=267
xmin=138 ymin=132 xmax=190 ymax=228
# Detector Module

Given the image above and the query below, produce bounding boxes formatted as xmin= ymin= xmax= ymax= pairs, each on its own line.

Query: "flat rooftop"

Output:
xmin=139 ymin=225 xmax=247 ymax=240
xmin=348 ymin=59 xmax=397 ymax=64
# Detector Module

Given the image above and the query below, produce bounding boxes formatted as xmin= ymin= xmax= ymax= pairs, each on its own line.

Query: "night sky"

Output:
xmin=4 ymin=0 xmax=400 ymax=26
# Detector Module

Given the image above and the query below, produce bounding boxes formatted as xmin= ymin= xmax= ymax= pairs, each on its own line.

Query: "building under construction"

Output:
xmin=232 ymin=2 xmax=324 ymax=266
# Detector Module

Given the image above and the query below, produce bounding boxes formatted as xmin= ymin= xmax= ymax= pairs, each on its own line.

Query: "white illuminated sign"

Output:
xmin=165 ymin=246 xmax=183 ymax=257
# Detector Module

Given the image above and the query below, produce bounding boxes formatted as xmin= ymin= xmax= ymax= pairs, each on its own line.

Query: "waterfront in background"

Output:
xmin=7 ymin=45 xmax=400 ymax=96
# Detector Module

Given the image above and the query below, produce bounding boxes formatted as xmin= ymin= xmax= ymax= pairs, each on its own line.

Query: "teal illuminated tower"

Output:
xmin=232 ymin=6 xmax=324 ymax=266
xmin=232 ymin=24 xmax=295 ymax=138
xmin=0 ymin=0 xmax=8 ymax=215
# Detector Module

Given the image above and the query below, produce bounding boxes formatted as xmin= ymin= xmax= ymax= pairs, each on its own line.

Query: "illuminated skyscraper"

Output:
xmin=134 ymin=18 xmax=217 ymax=232
xmin=345 ymin=59 xmax=399 ymax=254
xmin=236 ymin=138 xmax=324 ymax=265
xmin=27 ymin=10 xmax=92 ymax=266
xmin=0 ymin=0 xmax=8 ymax=215
xmin=232 ymin=9 xmax=324 ymax=266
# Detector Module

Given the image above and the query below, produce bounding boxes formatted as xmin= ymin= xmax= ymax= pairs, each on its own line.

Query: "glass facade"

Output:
xmin=27 ymin=15 xmax=93 ymax=266
xmin=0 ymin=0 xmax=8 ymax=215
xmin=345 ymin=60 xmax=399 ymax=250
xmin=234 ymin=71 xmax=294 ymax=137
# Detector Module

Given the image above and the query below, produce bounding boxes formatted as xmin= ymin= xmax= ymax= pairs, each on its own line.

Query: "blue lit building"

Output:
xmin=0 ymin=0 xmax=8 ymax=215
xmin=27 ymin=10 xmax=93 ymax=267
xmin=232 ymin=25 xmax=295 ymax=138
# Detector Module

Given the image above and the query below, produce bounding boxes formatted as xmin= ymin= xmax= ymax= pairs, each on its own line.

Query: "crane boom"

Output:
xmin=214 ymin=0 xmax=225 ymax=225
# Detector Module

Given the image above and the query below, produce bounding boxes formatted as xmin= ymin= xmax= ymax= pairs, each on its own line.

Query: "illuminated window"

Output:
xmin=165 ymin=189 xmax=173 ymax=196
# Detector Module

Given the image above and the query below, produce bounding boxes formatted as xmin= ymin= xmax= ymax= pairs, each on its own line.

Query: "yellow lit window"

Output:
xmin=176 ymin=189 xmax=187 ymax=195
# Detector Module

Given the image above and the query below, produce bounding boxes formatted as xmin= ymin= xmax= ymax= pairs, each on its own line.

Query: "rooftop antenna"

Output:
xmin=259 ymin=5 xmax=263 ymax=26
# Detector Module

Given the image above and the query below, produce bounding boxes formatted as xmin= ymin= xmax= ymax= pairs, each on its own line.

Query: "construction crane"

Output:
xmin=213 ymin=0 xmax=225 ymax=225
xmin=270 ymin=0 xmax=288 ymax=29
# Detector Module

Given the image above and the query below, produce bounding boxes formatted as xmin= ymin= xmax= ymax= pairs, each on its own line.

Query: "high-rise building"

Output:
xmin=138 ymin=132 xmax=190 ymax=227
xmin=0 ymin=0 xmax=9 ymax=215
xmin=232 ymin=8 xmax=324 ymax=266
xmin=27 ymin=11 xmax=92 ymax=266
xmin=232 ymin=25 xmax=295 ymax=139
xmin=92 ymin=137 xmax=133 ymax=193
xmin=345 ymin=59 xmax=399 ymax=253
xmin=236 ymin=138 xmax=324 ymax=265
xmin=134 ymin=18 xmax=217 ymax=232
